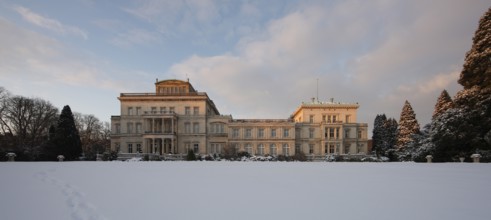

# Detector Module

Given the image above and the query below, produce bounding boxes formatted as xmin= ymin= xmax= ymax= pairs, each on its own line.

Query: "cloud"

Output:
xmin=13 ymin=5 xmax=88 ymax=39
xmin=123 ymin=0 xmax=220 ymax=37
xmin=0 ymin=17 xmax=137 ymax=93
xmin=166 ymin=0 xmax=487 ymax=133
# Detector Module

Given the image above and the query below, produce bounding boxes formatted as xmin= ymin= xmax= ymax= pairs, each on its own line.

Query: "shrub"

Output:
xmin=102 ymin=151 xmax=118 ymax=161
xmin=237 ymin=151 xmax=250 ymax=158
xmin=186 ymin=150 xmax=197 ymax=161
xmin=292 ymin=151 xmax=307 ymax=161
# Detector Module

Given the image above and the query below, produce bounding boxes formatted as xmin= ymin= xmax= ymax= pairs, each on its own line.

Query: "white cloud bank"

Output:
xmin=166 ymin=0 xmax=488 ymax=132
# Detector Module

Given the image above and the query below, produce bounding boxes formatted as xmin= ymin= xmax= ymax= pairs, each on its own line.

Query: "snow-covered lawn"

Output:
xmin=1 ymin=162 xmax=490 ymax=220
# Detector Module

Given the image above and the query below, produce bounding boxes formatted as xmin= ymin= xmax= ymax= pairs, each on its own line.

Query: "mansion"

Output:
xmin=110 ymin=79 xmax=368 ymax=160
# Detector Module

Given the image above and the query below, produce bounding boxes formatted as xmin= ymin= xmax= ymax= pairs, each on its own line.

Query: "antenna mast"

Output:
xmin=316 ymin=78 xmax=319 ymax=102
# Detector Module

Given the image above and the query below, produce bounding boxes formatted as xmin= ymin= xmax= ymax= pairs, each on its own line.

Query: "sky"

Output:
xmin=0 ymin=0 xmax=489 ymax=135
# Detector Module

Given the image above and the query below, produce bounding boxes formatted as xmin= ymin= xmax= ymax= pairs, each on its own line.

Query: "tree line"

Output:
xmin=372 ymin=7 xmax=491 ymax=162
xmin=0 ymin=88 xmax=110 ymax=161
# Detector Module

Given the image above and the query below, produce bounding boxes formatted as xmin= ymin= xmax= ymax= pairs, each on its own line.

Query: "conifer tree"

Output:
xmin=458 ymin=7 xmax=491 ymax=89
xmin=397 ymin=101 xmax=420 ymax=148
xmin=186 ymin=149 xmax=197 ymax=161
xmin=432 ymin=90 xmax=453 ymax=119
xmin=384 ymin=118 xmax=398 ymax=151
xmin=372 ymin=114 xmax=387 ymax=157
xmin=54 ymin=105 xmax=82 ymax=160
xmin=429 ymin=8 xmax=491 ymax=161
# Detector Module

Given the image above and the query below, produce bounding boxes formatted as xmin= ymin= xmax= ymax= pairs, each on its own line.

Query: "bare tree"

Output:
xmin=73 ymin=112 xmax=111 ymax=159
xmin=0 ymin=94 xmax=58 ymax=160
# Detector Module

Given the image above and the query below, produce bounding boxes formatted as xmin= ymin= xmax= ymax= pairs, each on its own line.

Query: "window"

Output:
xmin=169 ymin=107 xmax=175 ymax=113
xmin=127 ymin=107 xmax=133 ymax=115
xmin=136 ymin=123 xmax=142 ymax=133
xmin=128 ymin=144 xmax=133 ymax=153
xmin=185 ymin=107 xmax=190 ymax=115
xmin=270 ymin=144 xmax=277 ymax=156
xmin=346 ymin=115 xmax=351 ymax=123
xmin=193 ymin=107 xmax=199 ymax=115
xmin=295 ymin=144 xmax=301 ymax=154
xmin=329 ymin=143 xmax=335 ymax=154
xmin=322 ymin=115 xmax=326 ymax=122
xmin=151 ymin=107 xmax=157 ymax=113
xmin=193 ymin=123 xmax=199 ymax=133
xmin=211 ymin=143 xmax=222 ymax=154
xmin=184 ymin=122 xmax=191 ymax=133
xmin=324 ymin=143 xmax=329 ymax=154
xmin=136 ymin=107 xmax=141 ymax=115
xmin=258 ymin=144 xmax=264 ymax=156
xmin=185 ymin=143 xmax=191 ymax=152
xmin=309 ymin=128 xmax=314 ymax=139
xmin=358 ymin=129 xmax=363 ymax=139
xmin=282 ymin=143 xmax=289 ymax=156
xmin=327 ymin=115 xmax=331 ymax=123
xmin=345 ymin=144 xmax=350 ymax=154
xmin=271 ymin=129 xmax=277 ymax=138
xmin=211 ymin=123 xmax=224 ymax=134
xmin=333 ymin=115 xmax=337 ymax=122
xmin=283 ymin=128 xmax=289 ymax=138
xmin=232 ymin=143 xmax=240 ymax=153
xmin=115 ymin=143 xmax=121 ymax=152
xmin=136 ymin=144 xmax=142 ymax=153
xmin=127 ymin=123 xmax=133 ymax=134
xmin=160 ymin=107 xmax=166 ymax=113
xmin=246 ymin=143 xmax=252 ymax=155
xmin=258 ymin=128 xmax=264 ymax=138
xmin=115 ymin=124 xmax=121 ymax=134
xmin=329 ymin=128 xmax=335 ymax=139
xmin=245 ymin=128 xmax=252 ymax=138
xmin=309 ymin=115 xmax=314 ymax=123
xmin=193 ymin=144 xmax=199 ymax=153
xmin=232 ymin=128 xmax=239 ymax=138
xmin=345 ymin=129 xmax=350 ymax=138
xmin=309 ymin=144 xmax=314 ymax=154
xmin=336 ymin=128 xmax=340 ymax=139
xmin=357 ymin=144 xmax=363 ymax=153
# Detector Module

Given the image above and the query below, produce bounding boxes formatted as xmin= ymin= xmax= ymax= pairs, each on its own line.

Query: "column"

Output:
xmin=146 ymin=139 xmax=150 ymax=154
xmin=152 ymin=118 xmax=155 ymax=133
xmin=150 ymin=138 xmax=155 ymax=154
xmin=171 ymin=118 xmax=174 ymax=134
xmin=171 ymin=137 xmax=175 ymax=154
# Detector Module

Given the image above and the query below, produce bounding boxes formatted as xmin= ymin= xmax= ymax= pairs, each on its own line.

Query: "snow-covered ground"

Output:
xmin=1 ymin=162 xmax=490 ymax=220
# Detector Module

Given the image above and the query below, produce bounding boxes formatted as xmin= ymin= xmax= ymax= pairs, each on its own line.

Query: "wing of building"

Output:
xmin=111 ymin=79 xmax=368 ymax=161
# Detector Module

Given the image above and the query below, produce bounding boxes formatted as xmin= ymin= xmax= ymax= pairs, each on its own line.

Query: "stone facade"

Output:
xmin=111 ymin=79 xmax=368 ymax=160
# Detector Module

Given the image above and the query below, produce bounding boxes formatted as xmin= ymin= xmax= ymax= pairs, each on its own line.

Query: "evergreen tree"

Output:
xmin=396 ymin=101 xmax=420 ymax=148
xmin=186 ymin=150 xmax=197 ymax=161
xmin=372 ymin=114 xmax=387 ymax=157
xmin=429 ymin=8 xmax=491 ymax=161
xmin=384 ymin=118 xmax=398 ymax=160
xmin=432 ymin=90 xmax=453 ymax=119
xmin=403 ymin=124 xmax=434 ymax=162
xmin=54 ymin=105 xmax=82 ymax=160
xmin=430 ymin=108 xmax=471 ymax=161
xmin=458 ymin=7 xmax=491 ymax=90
